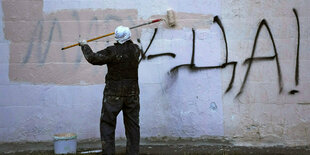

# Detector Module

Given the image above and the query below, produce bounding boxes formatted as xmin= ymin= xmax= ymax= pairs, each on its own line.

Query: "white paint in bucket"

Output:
xmin=53 ymin=133 xmax=77 ymax=154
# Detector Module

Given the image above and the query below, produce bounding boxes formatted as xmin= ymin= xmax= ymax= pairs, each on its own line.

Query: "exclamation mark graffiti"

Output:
xmin=289 ymin=8 xmax=300 ymax=95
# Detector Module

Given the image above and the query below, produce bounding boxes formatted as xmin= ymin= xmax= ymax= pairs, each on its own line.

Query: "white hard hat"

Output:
xmin=115 ymin=26 xmax=131 ymax=44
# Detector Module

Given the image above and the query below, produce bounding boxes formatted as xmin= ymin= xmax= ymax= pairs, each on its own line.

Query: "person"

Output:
xmin=79 ymin=26 xmax=141 ymax=155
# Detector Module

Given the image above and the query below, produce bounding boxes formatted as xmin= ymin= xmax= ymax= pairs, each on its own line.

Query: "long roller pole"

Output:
xmin=61 ymin=19 xmax=163 ymax=51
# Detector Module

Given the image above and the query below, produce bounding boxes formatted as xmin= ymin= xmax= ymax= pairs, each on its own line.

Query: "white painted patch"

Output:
xmin=138 ymin=27 xmax=224 ymax=137
xmin=0 ymin=0 xmax=10 ymax=84
xmin=1 ymin=0 xmax=224 ymax=142
xmin=0 ymin=84 xmax=105 ymax=142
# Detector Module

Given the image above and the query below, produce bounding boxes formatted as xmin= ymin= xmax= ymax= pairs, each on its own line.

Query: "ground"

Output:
xmin=2 ymin=145 xmax=310 ymax=155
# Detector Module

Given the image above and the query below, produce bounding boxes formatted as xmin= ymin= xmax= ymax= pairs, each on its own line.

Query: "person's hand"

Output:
xmin=79 ymin=40 xmax=87 ymax=46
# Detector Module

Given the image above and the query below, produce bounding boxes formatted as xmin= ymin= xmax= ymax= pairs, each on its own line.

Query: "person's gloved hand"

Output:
xmin=79 ymin=40 xmax=87 ymax=46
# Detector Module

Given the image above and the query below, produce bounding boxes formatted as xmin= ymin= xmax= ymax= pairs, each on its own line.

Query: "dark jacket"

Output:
xmin=81 ymin=40 xmax=140 ymax=96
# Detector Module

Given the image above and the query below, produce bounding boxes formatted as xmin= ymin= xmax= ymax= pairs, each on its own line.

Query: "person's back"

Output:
xmin=104 ymin=40 xmax=140 ymax=96
xmin=79 ymin=26 xmax=141 ymax=155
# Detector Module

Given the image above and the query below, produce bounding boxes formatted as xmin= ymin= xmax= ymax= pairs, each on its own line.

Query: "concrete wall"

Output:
xmin=0 ymin=0 xmax=309 ymax=147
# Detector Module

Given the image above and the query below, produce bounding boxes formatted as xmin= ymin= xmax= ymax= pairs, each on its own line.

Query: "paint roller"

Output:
xmin=61 ymin=9 xmax=176 ymax=50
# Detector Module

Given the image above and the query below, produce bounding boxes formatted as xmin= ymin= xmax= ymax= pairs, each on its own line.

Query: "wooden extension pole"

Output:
xmin=61 ymin=19 xmax=163 ymax=51
xmin=61 ymin=32 xmax=115 ymax=50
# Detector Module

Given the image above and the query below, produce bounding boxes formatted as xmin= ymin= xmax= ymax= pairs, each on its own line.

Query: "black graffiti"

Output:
xmin=223 ymin=62 xmax=237 ymax=92
xmin=138 ymin=28 xmax=177 ymax=62
xmin=170 ymin=24 xmax=237 ymax=93
xmin=289 ymin=90 xmax=299 ymax=95
xmin=243 ymin=56 xmax=276 ymax=64
xmin=136 ymin=38 xmax=145 ymax=59
xmin=147 ymin=53 xmax=176 ymax=60
xmin=236 ymin=19 xmax=283 ymax=97
xmin=139 ymin=28 xmax=158 ymax=63
xmin=21 ymin=9 xmax=305 ymax=97
xmin=213 ymin=16 xmax=229 ymax=63
xmin=190 ymin=28 xmax=196 ymax=65
xmin=293 ymin=8 xmax=300 ymax=86
xmin=170 ymin=28 xmax=196 ymax=72
xmin=213 ymin=16 xmax=237 ymax=92
xmin=135 ymin=10 xmax=305 ymax=96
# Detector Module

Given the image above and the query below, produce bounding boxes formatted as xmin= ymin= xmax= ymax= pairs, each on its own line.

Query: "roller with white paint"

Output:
xmin=61 ymin=9 xmax=176 ymax=50
xmin=166 ymin=9 xmax=176 ymax=27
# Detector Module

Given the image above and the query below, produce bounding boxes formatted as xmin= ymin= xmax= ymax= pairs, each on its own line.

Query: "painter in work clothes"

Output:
xmin=79 ymin=26 xmax=141 ymax=155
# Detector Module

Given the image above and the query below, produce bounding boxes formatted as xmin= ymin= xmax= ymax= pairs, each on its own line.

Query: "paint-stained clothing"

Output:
xmin=81 ymin=40 xmax=140 ymax=96
xmin=80 ymin=40 xmax=141 ymax=155
xmin=101 ymin=95 xmax=140 ymax=155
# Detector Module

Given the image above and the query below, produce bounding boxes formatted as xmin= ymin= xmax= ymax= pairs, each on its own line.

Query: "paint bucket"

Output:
xmin=53 ymin=133 xmax=77 ymax=154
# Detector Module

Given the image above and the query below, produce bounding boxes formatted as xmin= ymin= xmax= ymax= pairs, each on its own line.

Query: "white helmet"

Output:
xmin=115 ymin=26 xmax=131 ymax=44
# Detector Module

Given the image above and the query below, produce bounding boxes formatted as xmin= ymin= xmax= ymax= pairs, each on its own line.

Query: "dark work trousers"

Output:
xmin=100 ymin=95 xmax=140 ymax=155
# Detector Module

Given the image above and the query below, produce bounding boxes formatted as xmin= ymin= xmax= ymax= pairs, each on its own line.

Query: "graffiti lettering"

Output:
xmin=237 ymin=19 xmax=283 ymax=97
xmin=24 ymin=19 xmax=63 ymax=64
xmin=293 ymin=8 xmax=300 ymax=86
xmin=147 ymin=53 xmax=176 ymax=60
xmin=21 ymin=8 xmax=306 ymax=97
xmin=138 ymin=10 xmax=304 ymax=96
xmin=169 ymin=24 xmax=237 ymax=93
xmin=139 ymin=28 xmax=158 ymax=63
